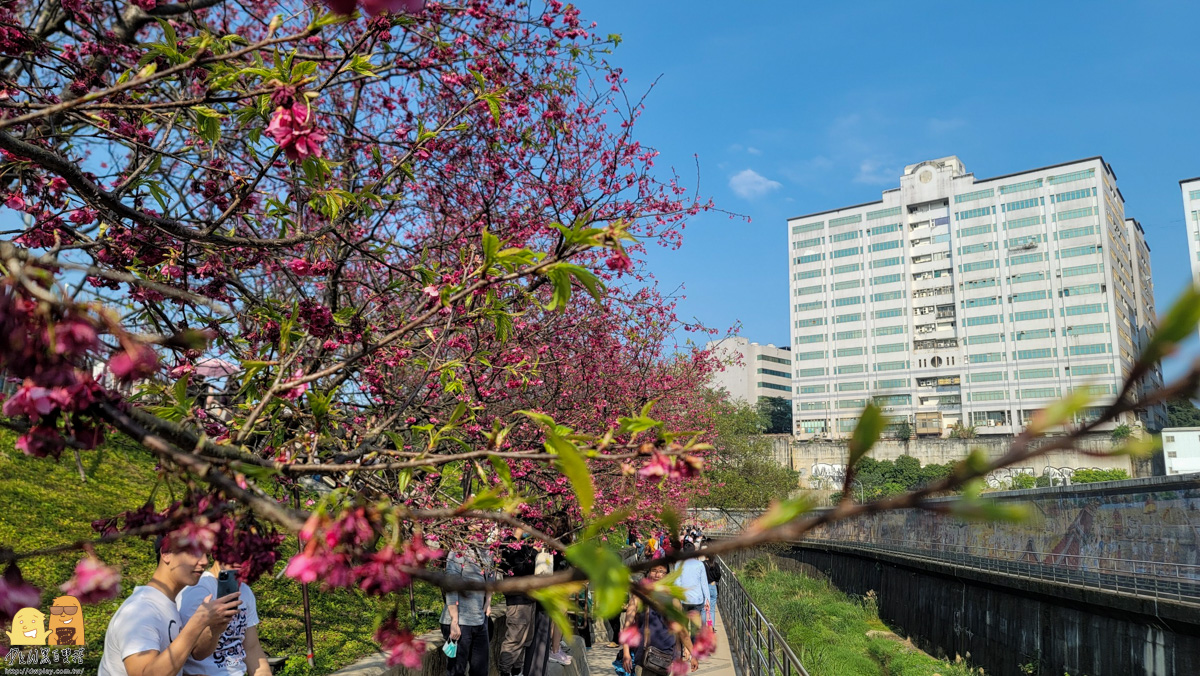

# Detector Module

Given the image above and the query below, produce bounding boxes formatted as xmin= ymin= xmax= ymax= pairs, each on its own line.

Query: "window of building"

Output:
xmin=758 ymin=382 xmax=792 ymax=392
xmin=830 ymin=214 xmax=863 ymax=227
xmin=832 ymin=262 xmax=862 ymax=275
xmin=1004 ymin=215 xmax=1044 ymax=230
xmin=795 ymin=334 xmax=825 ymax=344
xmin=1012 ymin=310 xmax=1049 ymax=322
xmin=756 ymin=368 xmax=790 ymax=378
xmin=794 ymin=301 xmax=825 ymax=312
xmin=965 ymin=315 xmax=1000 ymax=326
xmin=873 ymin=325 xmax=905 ymax=337
xmin=1068 ymin=343 xmax=1109 ymax=356
xmin=835 ymin=312 xmax=864 ymax=323
xmin=1016 ymin=348 xmax=1054 ymax=360
xmin=836 ymin=381 xmax=866 ymax=391
xmin=1059 ymin=244 xmax=1101 ymax=259
xmin=833 ymin=279 xmax=862 ymax=291
xmin=874 ymin=308 xmax=904 ymax=319
xmin=833 ymin=295 xmax=864 ymax=307
xmin=836 ymin=346 xmax=865 ymax=357
xmin=1057 ymin=225 xmax=1098 ymax=240
xmin=1054 ymin=207 xmax=1096 ymax=222
xmin=870 ymin=223 xmax=901 ymax=235
xmin=959 ymin=260 xmax=997 ymax=273
xmin=836 ymin=364 xmax=866 ymax=374
xmin=1018 ymin=368 xmax=1056 ymax=380
xmin=955 ymin=188 xmax=994 ymax=204
xmin=831 ymin=230 xmax=861 ymax=243
xmin=870 ymin=239 xmax=902 ymax=252
xmin=956 ymin=206 xmax=995 ymax=220
xmin=962 ymin=297 xmax=998 ymax=309
xmin=871 ymin=256 xmax=904 ymax=268
xmin=874 ymin=361 xmax=908 ymax=371
xmin=957 ymin=223 xmax=996 ymax=238
xmin=969 ymin=353 xmax=1004 ymax=364
xmin=1061 ymin=284 xmax=1102 ymax=297
xmin=795 ymin=269 xmax=824 ymax=280
xmin=875 ymin=379 xmax=908 ymax=389
xmin=971 ymin=390 xmax=1007 ymax=402
xmin=794 ymin=350 xmax=826 ymax=361
xmin=970 ymin=371 xmax=1005 ymax=382
xmin=999 ymin=178 xmax=1043 ymax=194
xmin=833 ymin=246 xmax=862 ymax=259
xmin=1168 ymin=451 xmax=1177 ymax=457
xmin=1063 ymin=303 xmax=1106 ymax=317
xmin=792 ymin=221 xmax=824 ymax=234
xmin=796 ymin=367 xmax=826 ymax=377
xmin=1002 ymin=197 xmax=1043 ymax=213
xmin=1062 ymin=263 xmax=1102 ymax=277
xmin=794 ymin=236 xmax=824 ymax=249
xmin=794 ymin=253 xmax=824 ymax=264
xmin=1051 ymin=187 xmax=1097 ymax=204
xmin=873 ymin=273 xmax=903 ymax=285
xmin=1020 ymin=387 xmax=1058 ymax=399
xmin=867 ymin=206 xmax=902 ymax=220
xmin=1046 ymin=168 xmax=1095 ymax=185
xmin=800 ymin=384 xmax=827 ymax=394
xmin=795 ymin=284 xmax=824 ymax=296
xmin=1069 ymin=363 xmax=1111 ymax=376
xmin=874 ymin=342 xmax=906 ymax=354
xmin=1011 ymin=290 xmax=1047 ymax=303
xmin=1007 ymin=252 xmax=1046 ymax=266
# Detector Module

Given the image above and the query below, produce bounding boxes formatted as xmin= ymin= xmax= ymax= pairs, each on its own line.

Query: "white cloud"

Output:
xmin=746 ymin=146 xmax=762 ymax=155
xmin=854 ymin=159 xmax=896 ymax=185
xmin=927 ymin=117 xmax=967 ymax=135
xmin=728 ymin=169 xmax=782 ymax=200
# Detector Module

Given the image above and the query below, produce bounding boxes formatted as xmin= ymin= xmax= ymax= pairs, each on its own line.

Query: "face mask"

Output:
xmin=443 ymin=640 xmax=458 ymax=658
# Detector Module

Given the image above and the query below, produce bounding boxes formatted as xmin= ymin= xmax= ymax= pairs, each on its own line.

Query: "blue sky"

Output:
xmin=582 ymin=1 xmax=1200 ymax=381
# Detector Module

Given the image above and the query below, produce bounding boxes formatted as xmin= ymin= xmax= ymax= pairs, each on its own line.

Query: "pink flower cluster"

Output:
xmin=59 ymin=556 xmax=121 ymax=604
xmin=323 ymin=0 xmax=425 ymax=17
xmin=374 ymin=617 xmax=426 ymax=669
xmin=0 ymin=563 xmax=41 ymax=630
xmin=637 ymin=452 xmax=703 ymax=483
xmin=266 ymin=103 xmax=327 ymax=162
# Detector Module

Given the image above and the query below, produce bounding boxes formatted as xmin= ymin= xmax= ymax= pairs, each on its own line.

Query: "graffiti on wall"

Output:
xmin=982 ymin=466 xmax=1104 ymax=488
xmin=810 ymin=463 xmax=848 ymax=489
xmin=808 ymin=482 xmax=1200 ymax=580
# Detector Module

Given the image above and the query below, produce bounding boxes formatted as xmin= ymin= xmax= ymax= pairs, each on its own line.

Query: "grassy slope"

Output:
xmin=0 ymin=431 xmax=442 ymax=675
xmin=738 ymin=560 xmax=982 ymax=676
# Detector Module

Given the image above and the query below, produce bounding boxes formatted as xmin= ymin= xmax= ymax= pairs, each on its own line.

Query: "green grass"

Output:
xmin=0 ymin=431 xmax=442 ymax=675
xmin=738 ymin=558 xmax=983 ymax=676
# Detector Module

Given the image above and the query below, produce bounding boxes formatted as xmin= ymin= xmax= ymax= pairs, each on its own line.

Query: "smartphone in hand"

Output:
xmin=217 ymin=570 xmax=239 ymax=599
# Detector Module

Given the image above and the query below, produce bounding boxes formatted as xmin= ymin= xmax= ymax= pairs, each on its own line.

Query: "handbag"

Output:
xmin=636 ymin=609 xmax=675 ymax=676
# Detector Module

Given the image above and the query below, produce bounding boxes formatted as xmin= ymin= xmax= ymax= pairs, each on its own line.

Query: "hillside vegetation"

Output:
xmin=0 ymin=433 xmax=441 ymax=675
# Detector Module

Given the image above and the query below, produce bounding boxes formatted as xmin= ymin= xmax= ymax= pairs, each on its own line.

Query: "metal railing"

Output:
xmin=798 ymin=537 xmax=1200 ymax=605
xmin=714 ymin=555 xmax=810 ymax=676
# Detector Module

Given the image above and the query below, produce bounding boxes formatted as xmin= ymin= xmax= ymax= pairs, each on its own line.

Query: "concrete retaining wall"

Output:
xmin=773 ymin=545 xmax=1200 ymax=676
xmin=763 ymin=433 xmax=1147 ymax=489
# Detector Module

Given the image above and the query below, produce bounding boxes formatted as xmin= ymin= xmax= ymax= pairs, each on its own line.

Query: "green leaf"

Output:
xmin=482 ymin=230 xmax=500 ymax=267
xmin=1141 ymin=285 xmax=1200 ymax=365
xmin=847 ymin=403 xmax=884 ymax=467
xmin=583 ymin=509 xmax=631 ymax=541
xmin=528 ymin=583 xmax=586 ymax=639
xmin=752 ymin=495 xmax=814 ymax=531
xmin=1026 ymin=389 xmax=1093 ymax=436
xmin=488 ymin=455 xmax=513 ymax=492
xmin=545 ymin=433 xmax=593 ymax=516
xmin=564 ymin=542 xmax=630 ymax=618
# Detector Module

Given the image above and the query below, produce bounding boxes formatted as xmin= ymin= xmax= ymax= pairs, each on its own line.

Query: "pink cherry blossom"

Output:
xmin=279 ymin=370 xmax=310 ymax=400
xmin=286 ymin=258 xmax=312 ymax=275
xmin=360 ymin=0 xmax=425 ymax=16
xmin=16 ymin=426 xmax=66 ymax=458
xmin=0 ymin=563 xmax=41 ymax=622
xmin=60 ymin=556 xmax=122 ymax=604
xmin=109 ymin=344 xmax=159 ymax=382
xmin=668 ymin=659 xmax=690 ymax=676
xmin=375 ymin=618 xmax=426 ymax=669
xmin=266 ymin=103 xmax=327 ymax=162
xmin=3 ymin=381 xmax=61 ymax=419
xmin=692 ymin=625 xmax=716 ymax=660
xmin=4 ymin=193 xmax=25 ymax=211
xmin=618 ymin=624 xmax=641 ymax=647
xmin=54 ymin=317 xmax=99 ymax=356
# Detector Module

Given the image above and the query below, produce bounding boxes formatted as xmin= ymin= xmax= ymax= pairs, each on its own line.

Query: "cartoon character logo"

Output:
xmin=47 ymin=595 xmax=85 ymax=646
xmin=5 ymin=607 xmax=46 ymax=645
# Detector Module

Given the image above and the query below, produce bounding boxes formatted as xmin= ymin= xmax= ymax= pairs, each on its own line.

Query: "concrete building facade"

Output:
xmin=1180 ymin=178 xmax=1200 ymax=316
xmin=706 ymin=336 xmax=793 ymax=404
xmin=1162 ymin=427 xmax=1200 ymax=475
xmin=787 ymin=156 xmax=1166 ymax=439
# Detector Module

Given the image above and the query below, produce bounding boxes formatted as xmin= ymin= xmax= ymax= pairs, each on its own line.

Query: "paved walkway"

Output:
xmin=574 ymin=611 xmax=735 ymax=676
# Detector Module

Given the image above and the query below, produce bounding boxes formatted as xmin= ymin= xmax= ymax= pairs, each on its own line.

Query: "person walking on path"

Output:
xmin=673 ymin=542 xmax=709 ymax=639
xmin=619 ymin=563 xmax=698 ymax=675
xmin=440 ymin=546 xmax=494 ymax=676
xmin=701 ymin=555 xmax=720 ymax=629
xmin=498 ymin=532 xmax=537 ymax=676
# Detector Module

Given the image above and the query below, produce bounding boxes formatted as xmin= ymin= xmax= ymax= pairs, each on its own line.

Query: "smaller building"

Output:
xmin=1162 ymin=427 xmax=1200 ymax=475
xmin=706 ymin=336 xmax=792 ymax=404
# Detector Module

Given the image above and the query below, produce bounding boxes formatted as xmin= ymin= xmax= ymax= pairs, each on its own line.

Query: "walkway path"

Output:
xmin=573 ymin=610 xmax=735 ymax=676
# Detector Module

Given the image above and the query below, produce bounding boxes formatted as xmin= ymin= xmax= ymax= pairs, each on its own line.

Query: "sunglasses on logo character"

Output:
xmin=50 ymin=606 xmax=79 ymax=615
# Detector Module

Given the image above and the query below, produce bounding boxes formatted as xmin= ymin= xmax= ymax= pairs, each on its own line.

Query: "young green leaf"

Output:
xmin=528 ymin=583 xmax=586 ymax=639
xmin=848 ymin=403 xmax=883 ymax=467
xmin=751 ymin=495 xmax=814 ymax=531
xmin=546 ymin=433 xmax=594 ymax=516
xmin=565 ymin=542 xmax=630 ymax=618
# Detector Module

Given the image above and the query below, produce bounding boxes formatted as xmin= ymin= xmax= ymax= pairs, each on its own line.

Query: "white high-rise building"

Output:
xmin=1179 ymin=177 xmax=1200 ymax=307
xmin=787 ymin=156 xmax=1166 ymax=439
xmin=706 ymin=337 xmax=793 ymax=404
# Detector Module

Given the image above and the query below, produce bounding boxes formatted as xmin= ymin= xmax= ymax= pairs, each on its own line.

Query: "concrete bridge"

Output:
xmin=696 ymin=473 xmax=1200 ymax=676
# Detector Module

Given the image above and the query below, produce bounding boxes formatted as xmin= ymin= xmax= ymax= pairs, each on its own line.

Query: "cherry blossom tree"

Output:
xmin=1 ymin=0 xmax=1197 ymax=667
xmin=0 ymin=0 xmax=724 ymax=659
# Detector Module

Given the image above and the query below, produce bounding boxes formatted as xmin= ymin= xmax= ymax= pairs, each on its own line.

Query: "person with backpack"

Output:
xmin=701 ymin=555 xmax=720 ymax=628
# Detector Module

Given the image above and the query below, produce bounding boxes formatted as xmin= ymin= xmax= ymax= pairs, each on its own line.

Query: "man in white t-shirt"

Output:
xmin=99 ymin=535 xmax=241 ymax=676
xmin=176 ymin=561 xmax=269 ymax=676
